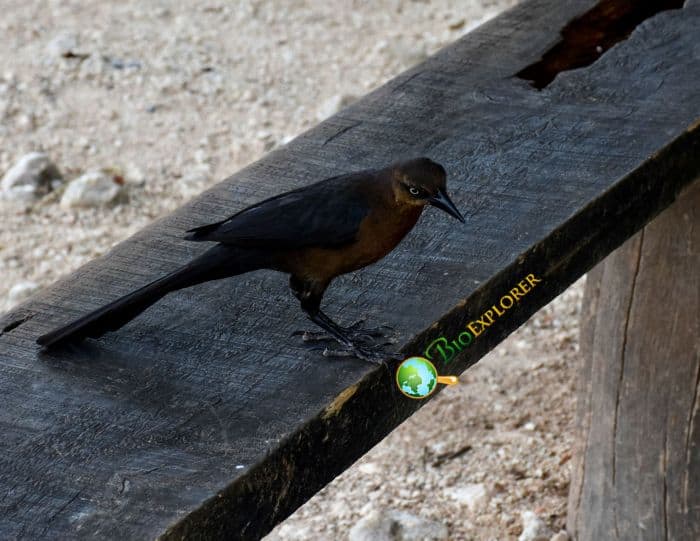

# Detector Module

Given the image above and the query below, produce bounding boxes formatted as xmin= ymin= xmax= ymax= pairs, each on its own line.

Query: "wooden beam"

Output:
xmin=568 ymin=179 xmax=700 ymax=541
xmin=1 ymin=0 xmax=699 ymax=539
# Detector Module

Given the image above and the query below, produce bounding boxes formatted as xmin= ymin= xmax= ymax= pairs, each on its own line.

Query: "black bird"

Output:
xmin=36 ymin=157 xmax=464 ymax=361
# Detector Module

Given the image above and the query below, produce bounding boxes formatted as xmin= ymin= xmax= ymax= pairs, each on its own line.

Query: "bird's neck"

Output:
xmin=378 ymin=199 xmax=424 ymax=238
xmin=368 ymin=173 xmax=426 ymax=225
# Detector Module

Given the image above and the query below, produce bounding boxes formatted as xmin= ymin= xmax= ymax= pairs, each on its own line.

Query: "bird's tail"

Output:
xmin=36 ymin=244 xmax=257 ymax=348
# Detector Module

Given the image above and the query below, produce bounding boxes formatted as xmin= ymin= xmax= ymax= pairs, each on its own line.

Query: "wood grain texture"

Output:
xmin=568 ymin=179 xmax=700 ymax=540
xmin=0 ymin=0 xmax=699 ymax=539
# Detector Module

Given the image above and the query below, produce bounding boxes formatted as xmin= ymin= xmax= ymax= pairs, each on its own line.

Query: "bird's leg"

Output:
xmin=308 ymin=311 xmax=392 ymax=363
xmin=309 ymin=310 xmax=354 ymax=347
xmin=290 ymin=278 xmax=393 ymax=344
xmin=290 ymin=277 xmax=392 ymax=363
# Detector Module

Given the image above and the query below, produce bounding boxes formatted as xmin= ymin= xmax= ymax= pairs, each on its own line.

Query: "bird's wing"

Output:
xmin=184 ymin=173 xmax=372 ymax=248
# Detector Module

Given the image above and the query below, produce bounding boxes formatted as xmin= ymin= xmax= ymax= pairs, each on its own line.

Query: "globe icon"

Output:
xmin=396 ymin=356 xmax=438 ymax=399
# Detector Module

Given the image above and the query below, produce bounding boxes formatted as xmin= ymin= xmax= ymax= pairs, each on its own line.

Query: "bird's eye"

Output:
xmin=408 ymin=186 xmax=421 ymax=196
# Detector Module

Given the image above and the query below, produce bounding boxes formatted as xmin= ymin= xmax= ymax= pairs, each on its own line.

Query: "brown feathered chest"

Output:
xmin=283 ymin=203 xmax=423 ymax=285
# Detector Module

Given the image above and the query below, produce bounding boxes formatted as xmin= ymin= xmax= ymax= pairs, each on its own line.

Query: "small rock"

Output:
xmin=394 ymin=40 xmax=429 ymax=68
xmin=357 ymin=462 xmax=381 ymax=475
xmin=123 ymin=163 xmax=146 ymax=186
xmin=46 ymin=33 xmax=83 ymax=58
xmin=315 ymin=93 xmax=358 ymax=121
xmin=349 ymin=509 xmax=448 ymax=541
xmin=79 ymin=53 xmax=107 ymax=77
xmin=108 ymin=57 xmax=141 ymax=70
xmin=518 ymin=511 xmax=553 ymax=541
xmin=444 ymin=483 xmax=489 ymax=511
xmin=17 ymin=113 xmax=36 ymax=130
xmin=8 ymin=281 xmax=39 ymax=304
xmin=550 ymin=531 xmax=570 ymax=541
xmin=60 ymin=170 xmax=124 ymax=208
xmin=448 ymin=18 xmax=466 ymax=31
xmin=1 ymin=152 xmax=62 ymax=201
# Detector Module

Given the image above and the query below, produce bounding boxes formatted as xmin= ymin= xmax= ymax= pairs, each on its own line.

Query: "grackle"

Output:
xmin=36 ymin=157 xmax=464 ymax=362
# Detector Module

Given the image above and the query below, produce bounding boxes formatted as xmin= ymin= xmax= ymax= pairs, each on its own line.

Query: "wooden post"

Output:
xmin=568 ymin=179 xmax=700 ymax=540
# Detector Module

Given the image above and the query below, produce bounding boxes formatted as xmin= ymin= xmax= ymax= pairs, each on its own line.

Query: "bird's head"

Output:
xmin=390 ymin=157 xmax=465 ymax=223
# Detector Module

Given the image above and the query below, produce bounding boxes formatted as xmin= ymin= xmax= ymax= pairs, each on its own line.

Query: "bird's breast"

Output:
xmin=286 ymin=205 xmax=423 ymax=283
xmin=353 ymin=206 xmax=423 ymax=262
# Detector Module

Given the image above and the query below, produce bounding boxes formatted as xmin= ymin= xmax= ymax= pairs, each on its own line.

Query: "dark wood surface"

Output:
xmin=1 ymin=1 xmax=699 ymax=539
xmin=568 ymin=180 xmax=700 ymax=541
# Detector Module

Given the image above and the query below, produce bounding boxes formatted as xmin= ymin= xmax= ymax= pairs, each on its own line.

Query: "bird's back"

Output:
xmin=185 ymin=171 xmax=375 ymax=249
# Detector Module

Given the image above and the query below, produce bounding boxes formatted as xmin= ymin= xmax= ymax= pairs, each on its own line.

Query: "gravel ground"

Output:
xmin=0 ymin=1 xmax=583 ymax=539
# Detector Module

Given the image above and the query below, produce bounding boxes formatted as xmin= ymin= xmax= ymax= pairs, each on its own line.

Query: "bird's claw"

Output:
xmin=309 ymin=342 xmax=403 ymax=365
xmin=291 ymin=329 xmax=336 ymax=343
xmin=344 ymin=319 xmax=393 ymax=337
xmin=292 ymin=320 xmax=395 ymax=345
xmin=293 ymin=317 xmax=400 ymax=363
xmin=325 ymin=346 xmax=387 ymax=364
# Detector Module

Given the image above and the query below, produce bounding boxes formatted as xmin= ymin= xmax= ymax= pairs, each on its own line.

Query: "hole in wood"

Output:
xmin=515 ymin=0 xmax=685 ymax=89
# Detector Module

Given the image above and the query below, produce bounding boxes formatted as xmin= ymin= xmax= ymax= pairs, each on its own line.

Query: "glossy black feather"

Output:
xmin=184 ymin=171 xmax=373 ymax=248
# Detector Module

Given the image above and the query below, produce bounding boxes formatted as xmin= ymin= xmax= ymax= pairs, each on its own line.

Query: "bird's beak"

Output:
xmin=429 ymin=189 xmax=465 ymax=223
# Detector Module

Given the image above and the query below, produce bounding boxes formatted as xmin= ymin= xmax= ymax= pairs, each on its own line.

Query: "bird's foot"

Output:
xmin=307 ymin=341 xmax=404 ymax=365
xmin=292 ymin=319 xmax=395 ymax=346
xmin=291 ymin=329 xmax=335 ymax=343
xmin=343 ymin=319 xmax=395 ymax=342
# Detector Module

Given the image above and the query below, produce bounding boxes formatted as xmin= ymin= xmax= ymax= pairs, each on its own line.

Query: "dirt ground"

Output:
xmin=1 ymin=1 xmax=583 ymax=539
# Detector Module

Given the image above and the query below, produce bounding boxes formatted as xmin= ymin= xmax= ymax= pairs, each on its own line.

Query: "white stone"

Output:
xmin=315 ymin=93 xmax=358 ymax=121
xmin=445 ymin=483 xmax=489 ymax=511
xmin=8 ymin=281 xmax=39 ymax=304
xmin=123 ymin=163 xmax=146 ymax=186
xmin=396 ymin=43 xmax=429 ymax=67
xmin=357 ymin=462 xmax=381 ymax=475
xmin=46 ymin=33 xmax=79 ymax=57
xmin=1 ymin=152 xmax=62 ymax=201
xmin=349 ymin=509 xmax=448 ymax=541
xmin=60 ymin=170 xmax=124 ymax=208
xmin=518 ymin=511 xmax=553 ymax=541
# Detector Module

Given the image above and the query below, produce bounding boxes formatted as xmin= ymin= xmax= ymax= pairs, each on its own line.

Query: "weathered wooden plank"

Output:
xmin=0 ymin=0 xmax=699 ymax=539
